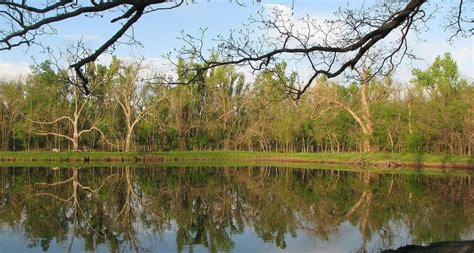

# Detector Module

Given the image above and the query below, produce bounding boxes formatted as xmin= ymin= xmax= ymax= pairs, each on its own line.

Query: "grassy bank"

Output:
xmin=0 ymin=151 xmax=472 ymax=169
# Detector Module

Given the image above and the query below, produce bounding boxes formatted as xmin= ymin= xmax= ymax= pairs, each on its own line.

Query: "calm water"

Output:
xmin=0 ymin=166 xmax=472 ymax=253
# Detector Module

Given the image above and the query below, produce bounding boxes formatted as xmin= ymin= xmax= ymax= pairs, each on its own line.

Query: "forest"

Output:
xmin=0 ymin=53 xmax=472 ymax=155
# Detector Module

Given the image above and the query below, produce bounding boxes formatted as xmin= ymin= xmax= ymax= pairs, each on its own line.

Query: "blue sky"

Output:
xmin=0 ymin=0 xmax=472 ymax=81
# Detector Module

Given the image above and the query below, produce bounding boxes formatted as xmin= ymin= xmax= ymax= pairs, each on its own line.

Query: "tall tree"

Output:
xmin=410 ymin=53 xmax=470 ymax=154
xmin=25 ymin=61 xmax=104 ymax=151
xmin=108 ymin=59 xmax=166 ymax=152
xmin=314 ymin=70 xmax=380 ymax=152
xmin=0 ymin=80 xmax=26 ymax=150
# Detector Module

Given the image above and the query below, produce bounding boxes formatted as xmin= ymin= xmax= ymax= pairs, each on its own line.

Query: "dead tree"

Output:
xmin=109 ymin=60 xmax=167 ymax=152
xmin=26 ymin=84 xmax=103 ymax=151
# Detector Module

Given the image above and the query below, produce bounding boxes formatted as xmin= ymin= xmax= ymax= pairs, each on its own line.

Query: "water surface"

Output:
xmin=0 ymin=166 xmax=472 ymax=252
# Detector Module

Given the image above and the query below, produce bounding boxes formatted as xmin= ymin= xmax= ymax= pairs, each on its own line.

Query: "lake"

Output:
xmin=0 ymin=166 xmax=472 ymax=252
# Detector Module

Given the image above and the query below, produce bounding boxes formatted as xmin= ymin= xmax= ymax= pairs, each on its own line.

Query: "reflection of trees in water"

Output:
xmin=0 ymin=167 xmax=472 ymax=252
xmin=32 ymin=168 xmax=118 ymax=252
xmin=0 ymin=167 xmax=118 ymax=251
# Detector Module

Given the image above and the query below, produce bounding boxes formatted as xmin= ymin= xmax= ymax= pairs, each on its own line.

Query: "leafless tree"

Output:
xmin=22 ymin=45 xmax=113 ymax=151
xmin=0 ymin=0 xmax=472 ymax=96
xmin=109 ymin=59 xmax=167 ymax=152
xmin=25 ymin=84 xmax=102 ymax=151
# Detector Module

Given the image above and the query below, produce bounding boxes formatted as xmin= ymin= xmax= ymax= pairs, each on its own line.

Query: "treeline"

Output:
xmin=0 ymin=53 xmax=472 ymax=154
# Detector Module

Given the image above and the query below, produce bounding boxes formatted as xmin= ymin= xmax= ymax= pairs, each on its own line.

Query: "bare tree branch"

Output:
xmin=172 ymin=0 xmax=430 ymax=99
xmin=0 ymin=0 xmax=183 ymax=94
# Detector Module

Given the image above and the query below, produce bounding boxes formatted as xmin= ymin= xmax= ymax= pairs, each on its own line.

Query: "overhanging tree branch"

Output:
xmin=70 ymin=6 xmax=145 ymax=94
xmin=172 ymin=0 xmax=428 ymax=99
xmin=0 ymin=0 xmax=182 ymax=94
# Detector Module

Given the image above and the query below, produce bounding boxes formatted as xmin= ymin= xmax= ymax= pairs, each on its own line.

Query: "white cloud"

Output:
xmin=264 ymin=3 xmax=292 ymax=15
xmin=0 ymin=55 xmax=172 ymax=83
xmin=0 ymin=61 xmax=31 ymax=80
xmin=137 ymin=57 xmax=174 ymax=79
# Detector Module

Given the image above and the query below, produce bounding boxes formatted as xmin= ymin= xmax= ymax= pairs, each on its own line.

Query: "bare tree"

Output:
xmin=26 ymin=84 xmax=103 ymax=151
xmin=0 ymin=1 xmax=472 ymax=96
xmin=23 ymin=47 xmax=111 ymax=151
xmin=312 ymin=65 xmax=392 ymax=152
xmin=109 ymin=59 xmax=167 ymax=152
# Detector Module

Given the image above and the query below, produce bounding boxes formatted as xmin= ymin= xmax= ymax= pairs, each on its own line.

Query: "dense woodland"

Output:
xmin=0 ymin=53 xmax=472 ymax=155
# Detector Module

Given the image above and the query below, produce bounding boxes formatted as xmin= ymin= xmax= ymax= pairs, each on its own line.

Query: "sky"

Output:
xmin=0 ymin=0 xmax=472 ymax=82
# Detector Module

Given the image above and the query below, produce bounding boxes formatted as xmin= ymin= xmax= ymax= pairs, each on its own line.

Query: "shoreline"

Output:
xmin=0 ymin=151 xmax=472 ymax=170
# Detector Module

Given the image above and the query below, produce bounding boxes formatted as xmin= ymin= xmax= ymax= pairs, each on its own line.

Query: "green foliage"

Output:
xmin=412 ymin=53 xmax=460 ymax=91
xmin=0 ymin=53 xmax=471 ymax=156
xmin=405 ymin=130 xmax=426 ymax=153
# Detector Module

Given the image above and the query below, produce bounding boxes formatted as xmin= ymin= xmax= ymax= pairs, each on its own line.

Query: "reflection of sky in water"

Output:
xmin=2 ymin=220 xmax=470 ymax=252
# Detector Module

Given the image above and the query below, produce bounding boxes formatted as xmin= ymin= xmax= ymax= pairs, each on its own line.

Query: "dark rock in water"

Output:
xmin=382 ymin=241 xmax=474 ymax=253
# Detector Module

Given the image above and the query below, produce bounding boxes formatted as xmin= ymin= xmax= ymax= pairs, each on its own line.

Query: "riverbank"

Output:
xmin=0 ymin=151 xmax=472 ymax=170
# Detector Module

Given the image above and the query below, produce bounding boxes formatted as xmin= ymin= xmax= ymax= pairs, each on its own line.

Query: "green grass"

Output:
xmin=0 ymin=150 xmax=472 ymax=166
xmin=0 ymin=151 xmax=472 ymax=175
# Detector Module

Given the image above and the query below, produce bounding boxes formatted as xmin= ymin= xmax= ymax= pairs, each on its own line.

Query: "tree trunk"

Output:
xmin=72 ymin=119 xmax=79 ymax=151
xmin=363 ymin=138 xmax=371 ymax=153
xmin=469 ymin=135 xmax=473 ymax=157
xmin=360 ymin=72 xmax=374 ymax=152
xmin=124 ymin=130 xmax=132 ymax=152
xmin=72 ymin=139 xmax=79 ymax=151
